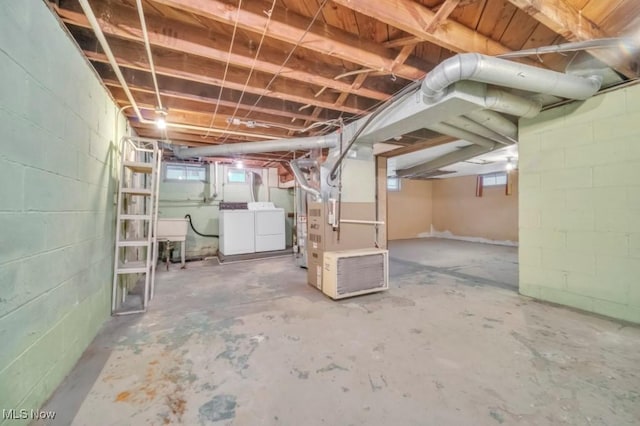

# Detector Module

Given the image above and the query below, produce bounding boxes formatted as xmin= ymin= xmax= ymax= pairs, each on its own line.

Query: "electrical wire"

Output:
xmin=240 ymin=0 xmax=329 ymax=121
xmin=185 ymin=214 xmax=219 ymax=238
xmin=218 ymin=0 xmax=278 ymax=144
xmin=203 ymin=0 xmax=244 ymax=139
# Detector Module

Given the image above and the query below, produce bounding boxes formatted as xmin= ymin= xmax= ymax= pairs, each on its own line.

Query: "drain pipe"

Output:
xmin=423 ymin=53 xmax=602 ymax=101
xmin=77 ymin=0 xmax=279 ymax=140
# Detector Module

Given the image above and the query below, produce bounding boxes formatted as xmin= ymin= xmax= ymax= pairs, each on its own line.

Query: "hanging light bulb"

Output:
xmin=506 ymin=157 xmax=514 ymax=171
xmin=155 ymin=106 xmax=168 ymax=130
xmin=155 ymin=116 xmax=166 ymax=130
xmin=236 ymin=160 xmax=244 ymax=169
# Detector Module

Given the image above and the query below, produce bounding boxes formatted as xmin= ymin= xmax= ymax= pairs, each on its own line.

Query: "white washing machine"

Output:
xmin=249 ymin=202 xmax=286 ymax=252
xmin=219 ymin=209 xmax=255 ymax=255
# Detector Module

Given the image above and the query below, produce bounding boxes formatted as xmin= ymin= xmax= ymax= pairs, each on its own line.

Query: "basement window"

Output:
xmin=482 ymin=172 xmax=507 ymax=187
xmin=164 ymin=163 xmax=208 ymax=182
xmin=227 ymin=168 xmax=247 ymax=184
xmin=387 ymin=177 xmax=401 ymax=192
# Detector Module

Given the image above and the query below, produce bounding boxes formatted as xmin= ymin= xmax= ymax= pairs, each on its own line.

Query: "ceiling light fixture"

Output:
xmin=236 ymin=161 xmax=244 ymax=169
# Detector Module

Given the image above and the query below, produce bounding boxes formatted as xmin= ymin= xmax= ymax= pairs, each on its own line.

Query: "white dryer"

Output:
xmin=249 ymin=202 xmax=286 ymax=252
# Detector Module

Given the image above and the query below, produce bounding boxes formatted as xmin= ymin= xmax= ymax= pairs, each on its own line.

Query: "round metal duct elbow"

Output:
xmin=422 ymin=53 xmax=602 ymax=101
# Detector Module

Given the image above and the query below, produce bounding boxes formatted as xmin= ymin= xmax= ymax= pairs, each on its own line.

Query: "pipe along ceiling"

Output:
xmin=174 ymin=53 xmax=602 ymax=193
xmin=78 ymin=0 xmax=605 ymax=192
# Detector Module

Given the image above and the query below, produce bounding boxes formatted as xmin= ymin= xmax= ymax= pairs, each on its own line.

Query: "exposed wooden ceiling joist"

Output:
xmin=74 ymin=31 xmax=374 ymax=115
xmin=108 ymin=86 xmax=309 ymax=131
xmin=507 ymin=0 xmax=637 ymax=78
xmin=112 ymin=91 xmax=303 ymax=138
xmin=96 ymin=67 xmax=339 ymax=123
xmin=150 ymin=0 xmax=432 ymax=80
xmin=423 ymin=0 xmax=462 ymax=33
xmin=55 ymin=4 xmax=394 ymax=102
xmin=331 ymin=0 xmax=540 ymax=66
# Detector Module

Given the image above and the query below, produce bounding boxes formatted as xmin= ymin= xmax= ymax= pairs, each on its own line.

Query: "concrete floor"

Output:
xmin=39 ymin=238 xmax=640 ymax=425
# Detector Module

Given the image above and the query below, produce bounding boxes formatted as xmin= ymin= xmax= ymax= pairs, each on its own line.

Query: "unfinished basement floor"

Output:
xmin=39 ymin=239 xmax=640 ymax=425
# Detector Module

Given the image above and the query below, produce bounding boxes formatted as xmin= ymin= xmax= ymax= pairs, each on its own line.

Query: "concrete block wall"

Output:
xmin=0 ymin=1 xmax=127 ymax=422
xmin=519 ymin=84 xmax=640 ymax=324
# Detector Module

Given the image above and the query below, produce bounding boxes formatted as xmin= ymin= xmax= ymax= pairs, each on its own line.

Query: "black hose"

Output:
xmin=328 ymin=80 xmax=422 ymax=182
xmin=184 ymin=214 xmax=219 ymax=238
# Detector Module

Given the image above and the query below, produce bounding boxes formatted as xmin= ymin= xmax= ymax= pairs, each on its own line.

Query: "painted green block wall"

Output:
xmin=0 ymin=1 xmax=126 ymax=422
xmin=159 ymin=166 xmax=294 ymax=257
xmin=519 ymin=84 xmax=640 ymax=323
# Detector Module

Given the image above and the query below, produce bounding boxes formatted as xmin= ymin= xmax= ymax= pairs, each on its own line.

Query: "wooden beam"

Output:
xmin=123 ymin=109 xmax=290 ymax=139
xmin=507 ymin=0 xmax=637 ymax=78
xmin=383 ymin=36 xmax=422 ymax=49
xmin=55 ymin=4 xmax=392 ymax=101
xmin=109 ymin=85 xmax=307 ymax=130
xmin=151 ymin=0 xmax=430 ymax=80
xmin=332 ymin=0 xmax=539 ymax=65
xmin=111 ymin=89 xmax=302 ymax=135
xmin=97 ymin=67 xmax=335 ymax=123
xmin=424 ymin=0 xmax=461 ymax=33
xmin=334 ymin=72 xmax=372 ymax=109
xmin=391 ymin=44 xmax=417 ymax=73
xmin=75 ymin=33 xmax=373 ymax=115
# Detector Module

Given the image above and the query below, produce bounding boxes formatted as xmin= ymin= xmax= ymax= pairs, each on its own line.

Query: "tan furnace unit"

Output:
xmin=321 ymin=248 xmax=389 ymax=299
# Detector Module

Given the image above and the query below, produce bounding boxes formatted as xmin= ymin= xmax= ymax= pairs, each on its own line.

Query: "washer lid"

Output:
xmin=248 ymin=202 xmax=276 ymax=210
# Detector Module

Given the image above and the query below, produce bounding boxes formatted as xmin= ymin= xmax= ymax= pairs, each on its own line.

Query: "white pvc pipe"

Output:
xmin=135 ymin=0 xmax=163 ymax=111
xmin=340 ymin=219 xmax=385 ymax=225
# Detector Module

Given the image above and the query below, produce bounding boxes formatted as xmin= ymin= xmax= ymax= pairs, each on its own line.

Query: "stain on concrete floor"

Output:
xmin=37 ymin=239 xmax=640 ymax=425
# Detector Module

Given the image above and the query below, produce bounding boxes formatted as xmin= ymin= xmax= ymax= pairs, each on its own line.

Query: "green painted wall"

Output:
xmin=158 ymin=165 xmax=294 ymax=258
xmin=0 ymin=1 xmax=126 ymax=422
xmin=519 ymin=84 xmax=640 ymax=323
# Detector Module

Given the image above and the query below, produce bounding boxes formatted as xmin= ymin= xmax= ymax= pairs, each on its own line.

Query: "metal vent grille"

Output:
xmin=336 ymin=253 xmax=385 ymax=295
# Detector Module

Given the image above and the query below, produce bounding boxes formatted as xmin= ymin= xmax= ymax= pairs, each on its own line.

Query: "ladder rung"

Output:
xmin=120 ymin=214 xmax=152 ymax=220
xmin=116 ymin=261 xmax=148 ymax=274
xmin=123 ymin=161 xmax=153 ymax=173
xmin=121 ymin=188 xmax=152 ymax=196
xmin=118 ymin=239 xmax=150 ymax=247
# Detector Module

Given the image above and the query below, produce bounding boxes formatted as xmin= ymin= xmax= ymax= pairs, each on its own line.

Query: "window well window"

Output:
xmin=227 ymin=168 xmax=247 ymax=183
xmin=387 ymin=177 xmax=401 ymax=192
xmin=482 ymin=172 xmax=507 ymax=187
xmin=164 ymin=163 xmax=208 ymax=182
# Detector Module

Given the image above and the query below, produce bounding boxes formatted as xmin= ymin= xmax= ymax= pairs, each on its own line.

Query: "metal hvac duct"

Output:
xmin=173 ymin=134 xmax=338 ymax=159
xmin=397 ymin=144 xmax=495 ymax=178
xmin=290 ymin=159 xmax=322 ymax=200
xmin=422 ymin=53 xmax=602 ymax=101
